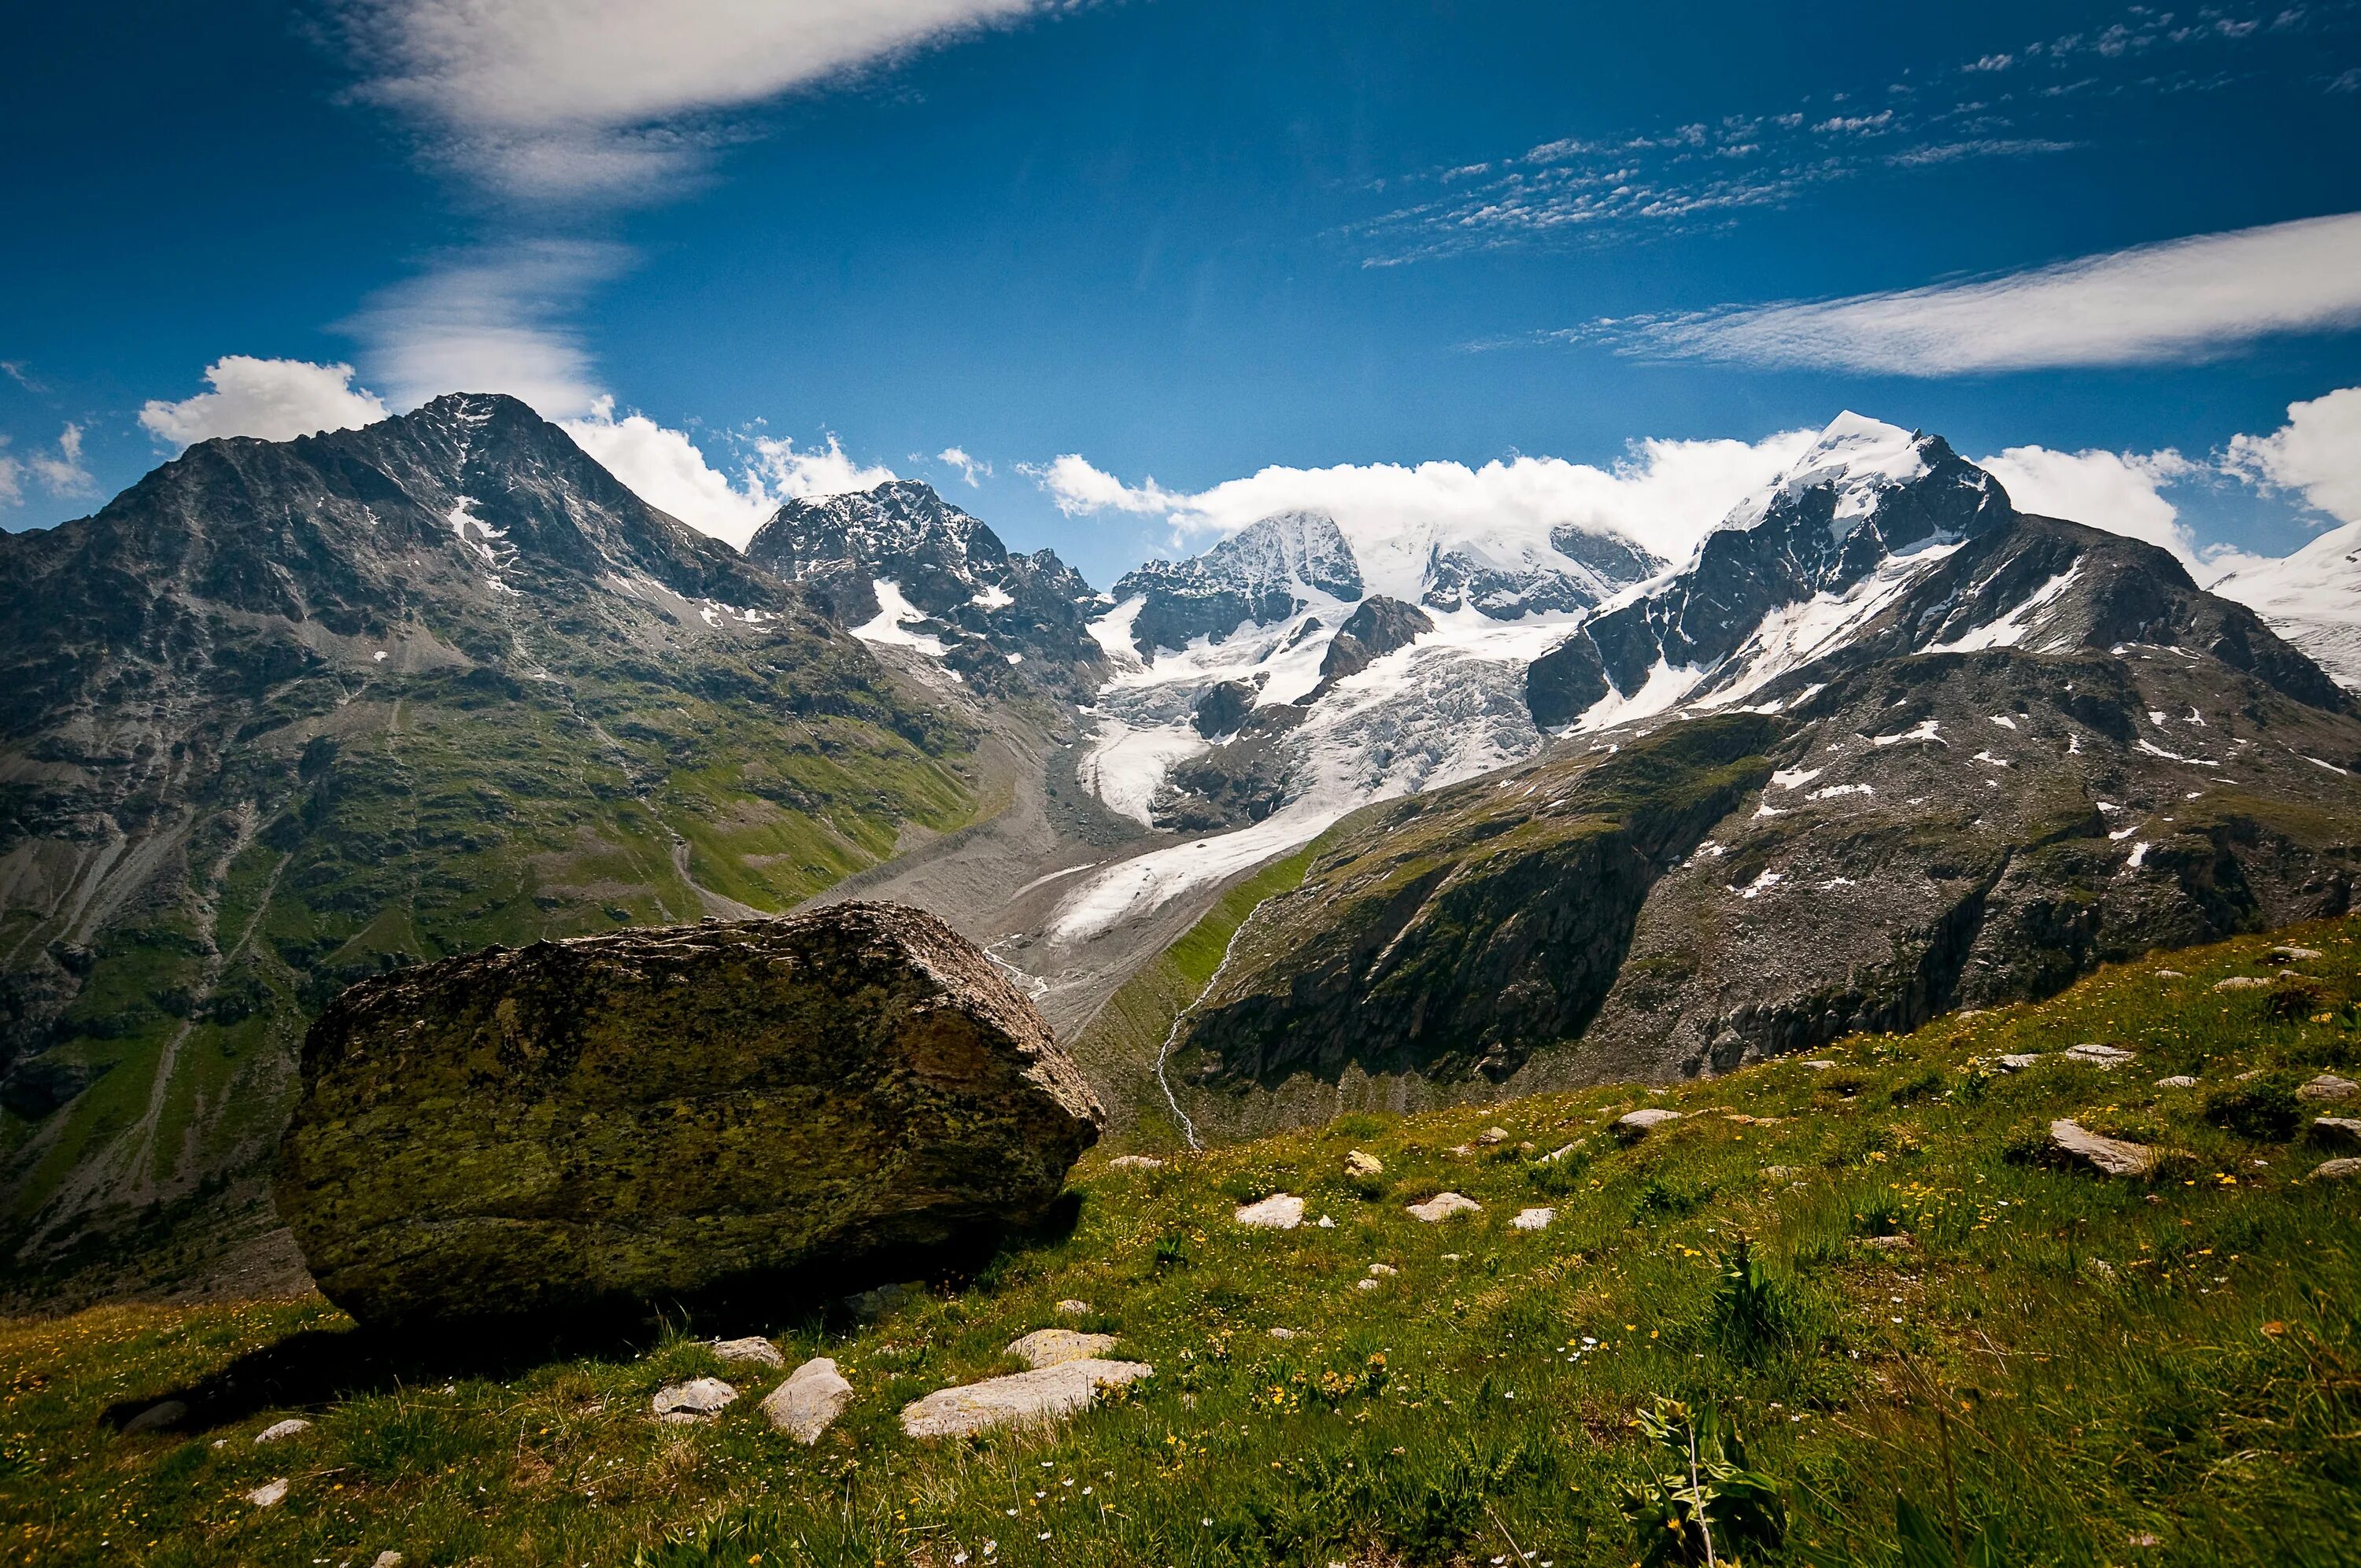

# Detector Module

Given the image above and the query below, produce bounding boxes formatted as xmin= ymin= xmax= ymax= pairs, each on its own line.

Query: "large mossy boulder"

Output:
xmin=274 ymin=903 xmax=1103 ymax=1330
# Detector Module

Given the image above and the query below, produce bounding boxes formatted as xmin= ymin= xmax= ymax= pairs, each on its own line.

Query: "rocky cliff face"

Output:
xmin=0 ymin=397 xmax=974 ymax=1295
xmin=1110 ymin=511 xmax=1365 ymax=655
xmin=745 ymin=480 xmax=1106 ymax=697
xmin=276 ymin=903 xmax=1100 ymax=1330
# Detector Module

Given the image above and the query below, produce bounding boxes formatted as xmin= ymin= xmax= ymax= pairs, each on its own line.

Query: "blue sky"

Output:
xmin=5 ymin=0 xmax=2361 ymax=588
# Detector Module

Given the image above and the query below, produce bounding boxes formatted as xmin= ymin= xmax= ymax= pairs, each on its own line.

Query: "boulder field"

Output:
xmin=274 ymin=903 xmax=1103 ymax=1330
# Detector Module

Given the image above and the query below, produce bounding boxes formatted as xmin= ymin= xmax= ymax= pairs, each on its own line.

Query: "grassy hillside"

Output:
xmin=4 ymin=917 xmax=2359 ymax=1566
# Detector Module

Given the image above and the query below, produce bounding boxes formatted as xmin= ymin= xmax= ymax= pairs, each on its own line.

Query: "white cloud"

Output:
xmin=936 ymin=446 xmax=990 ymax=486
xmin=1617 ymin=212 xmax=2361 ymax=374
xmin=1024 ymin=431 xmax=1817 ymax=566
xmin=563 ymin=397 xmax=898 ymax=547
xmin=0 ymin=424 xmax=97 ymax=511
xmin=2225 ymin=385 xmax=2361 ymax=524
xmin=340 ymin=0 xmax=1047 ymax=199
xmin=1977 ymin=445 xmax=2203 ymax=562
xmin=139 ymin=358 xmax=391 ymax=446
xmin=351 ymin=244 xmax=615 ymax=416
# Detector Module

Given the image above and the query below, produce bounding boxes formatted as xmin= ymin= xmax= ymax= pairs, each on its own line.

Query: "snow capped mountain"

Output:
xmin=745 ymin=478 xmax=1103 ymax=695
xmin=2210 ymin=518 xmax=2361 ymax=691
xmin=1108 ymin=511 xmax=1365 ymax=656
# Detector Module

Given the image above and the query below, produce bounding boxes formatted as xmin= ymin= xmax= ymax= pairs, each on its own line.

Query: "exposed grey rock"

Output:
xmin=1113 ymin=511 xmax=1362 ymax=655
xmin=1860 ymin=1234 xmax=1915 ymax=1252
xmin=2214 ymin=976 xmax=2273 ymax=991
xmin=1343 ymin=1149 xmax=1384 ymax=1176
xmin=1998 ymin=1053 xmax=2044 ymax=1072
xmin=2310 ymin=1157 xmax=2361 ymax=1182
xmin=373 ymin=1554 xmax=404 ymax=1568
xmin=1234 ymin=1194 xmax=1305 ymax=1229
xmin=1799 ymin=1060 xmax=1839 ymax=1071
xmin=1366 ymin=1263 xmax=1398 ymax=1278
xmin=711 ymin=1337 xmax=785 ymax=1370
xmin=761 ymin=1358 xmax=852 ymax=1444
xmin=1311 ymin=596 xmax=1435 ymax=697
xmin=2064 ymin=1042 xmax=2135 ymax=1067
xmin=1538 ymin=1142 xmax=1583 ymax=1164
xmin=275 ymin=903 xmax=1102 ymax=1331
xmin=1107 ymin=1155 xmax=1166 ymax=1171
xmin=2312 ymin=1116 xmax=2361 ymax=1150
xmin=2049 ymin=1120 xmax=2162 ymax=1179
xmin=254 ymin=1419 xmax=312 ymax=1444
xmin=1476 ymin=1126 xmax=1511 ymax=1145
xmin=654 ymin=1378 xmax=739 ymax=1424
xmin=1007 ymin=1330 xmax=1118 ymax=1368
xmin=2154 ymin=1075 xmax=2199 ymax=1089
xmin=1407 ymin=1192 xmax=1482 ymax=1222
xmin=1055 ymin=1299 xmax=1092 ymax=1316
xmin=1616 ymin=1109 xmax=1682 ymax=1138
xmin=2270 ymin=946 xmax=2324 ymax=962
xmin=2296 ymin=1074 xmax=2359 ymax=1103
xmin=247 ymin=1478 xmax=290 ymax=1508
xmin=1266 ymin=1326 xmax=1299 ymax=1340
xmin=900 ymin=1359 xmax=1153 ymax=1439
xmin=1510 ymin=1207 xmax=1556 ymax=1232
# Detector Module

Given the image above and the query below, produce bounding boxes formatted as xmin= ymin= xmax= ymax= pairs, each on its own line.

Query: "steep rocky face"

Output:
xmin=1418 ymin=526 xmax=1661 ymax=620
xmin=1110 ymin=511 xmax=1364 ymax=655
xmin=1169 ymin=623 xmax=2361 ymax=1128
xmin=1313 ymin=596 xmax=1435 ymax=696
xmin=0 ymin=397 xmax=974 ymax=1294
xmin=275 ymin=903 xmax=1102 ymax=1330
xmin=745 ymin=480 xmax=1105 ymax=696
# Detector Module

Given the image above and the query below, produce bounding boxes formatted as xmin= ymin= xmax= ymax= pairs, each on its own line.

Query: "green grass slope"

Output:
xmin=4 ymin=917 xmax=2359 ymax=1566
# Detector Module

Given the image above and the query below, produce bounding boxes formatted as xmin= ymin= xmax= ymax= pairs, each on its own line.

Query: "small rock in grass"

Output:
xmin=1355 ymin=1278 xmax=1381 ymax=1291
xmin=1317 ymin=1214 xmax=1336 ymax=1228
xmin=900 ymin=1360 xmax=1153 ymax=1439
xmin=1367 ymin=1263 xmax=1398 ymax=1277
xmin=2311 ymin=1157 xmax=2361 ymax=1182
xmin=2269 ymin=946 xmax=2324 ymax=963
xmin=373 ymin=1554 xmax=405 ymax=1568
xmin=1997 ymin=1053 xmax=2042 ymax=1072
xmin=2213 ymin=976 xmax=2271 ymax=991
xmin=1235 ymin=1194 xmax=1304 ymax=1229
xmin=1055 ymin=1298 xmax=1092 ymax=1316
xmin=1616 ymin=1109 xmax=1681 ymax=1138
xmin=2153 ymin=969 xmax=2185 ymax=980
xmin=653 ymin=1378 xmax=739 ymax=1424
xmin=1859 ymin=1234 xmax=1914 ymax=1252
xmin=1799 ymin=1060 xmax=1838 ymax=1071
xmin=2049 ymin=1120 xmax=2161 ymax=1179
xmin=1510 ymin=1207 xmax=1555 ymax=1232
xmin=2154 ymin=1075 xmax=2198 ymax=1090
xmin=2064 ymin=1042 xmax=2135 ymax=1068
xmin=1440 ymin=1253 xmax=1463 ymax=1263
xmin=1476 ymin=1127 xmax=1510 ymax=1146
xmin=1007 ymin=1330 xmax=1117 ymax=1368
xmin=761 ymin=1358 xmax=852 ymax=1444
xmin=1407 ymin=1192 xmax=1482 ymax=1223
xmin=1343 ymin=1149 xmax=1384 ymax=1176
xmin=2296 ymin=1074 xmax=2359 ymax=1104
xmin=2236 ymin=1068 xmax=2267 ymax=1082
xmin=254 ymin=1419 xmax=312 ymax=1444
xmin=1266 ymin=1327 xmax=1299 ymax=1341
xmin=1762 ymin=1165 xmax=1800 ymax=1180
xmin=1107 ymin=1154 xmax=1165 ymax=1171
xmin=2312 ymin=1117 xmax=2361 ymax=1151
xmin=121 ymin=1400 xmax=187 ymax=1435
xmin=711 ymin=1337 xmax=785 ymax=1369
xmin=247 ymin=1478 xmax=290 ymax=1508
xmin=1537 ymin=1142 xmax=1583 ymax=1164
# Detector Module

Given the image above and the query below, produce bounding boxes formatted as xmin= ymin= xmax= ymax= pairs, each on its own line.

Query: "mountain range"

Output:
xmin=3 ymin=400 xmax=2356 ymax=1301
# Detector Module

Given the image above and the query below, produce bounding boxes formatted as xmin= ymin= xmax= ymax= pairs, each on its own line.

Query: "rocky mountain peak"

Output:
xmin=1109 ymin=511 xmax=1364 ymax=655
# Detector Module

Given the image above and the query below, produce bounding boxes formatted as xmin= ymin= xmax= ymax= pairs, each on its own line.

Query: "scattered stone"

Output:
xmin=1476 ymin=1127 xmax=1510 ymax=1146
xmin=1055 ymin=1298 xmax=1092 ymax=1316
xmin=762 ymin=1358 xmax=852 ymax=1444
xmin=1107 ymin=1154 xmax=1165 ymax=1171
xmin=2237 ymin=1068 xmax=2267 ymax=1082
xmin=2213 ymin=976 xmax=2271 ymax=991
xmin=2154 ymin=1075 xmax=2199 ymax=1090
xmin=254 ymin=1419 xmax=312 ymax=1444
xmin=121 ymin=1400 xmax=187 ymax=1435
xmin=1266 ymin=1327 xmax=1299 ymax=1341
xmin=900 ymin=1359 xmax=1153 ymax=1439
xmin=2049 ymin=1120 xmax=2162 ymax=1179
xmin=1317 ymin=1214 xmax=1336 ymax=1228
xmin=1510 ymin=1207 xmax=1555 ymax=1232
xmin=1355 ymin=1278 xmax=1381 ymax=1291
xmin=1366 ymin=1263 xmax=1398 ymax=1277
xmin=1343 ymin=1149 xmax=1384 ymax=1177
xmin=247 ymin=1479 xmax=290 ymax=1508
xmin=1762 ymin=1165 xmax=1800 ymax=1180
xmin=1007 ymin=1329 xmax=1117 ymax=1368
xmin=2064 ymin=1043 xmax=2135 ymax=1068
xmin=276 ymin=905 xmax=1104 ymax=1331
xmin=2310 ymin=1157 xmax=2361 ymax=1182
xmin=1799 ymin=1060 xmax=1838 ymax=1070
xmin=373 ymin=1554 xmax=405 ymax=1568
xmin=1407 ymin=1192 xmax=1482 ymax=1223
xmin=1997 ymin=1053 xmax=2043 ymax=1072
xmin=1234 ymin=1194 xmax=1305 ymax=1230
xmin=1616 ymin=1108 xmax=1681 ymax=1138
xmin=1537 ymin=1142 xmax=1583 ymax=1164
xmin=1440 ymin=1253 xmax=1463 ymax=1263
xmin=2296 ymin=1074 xmax=2359 ymax=1104
xmin=2153 ymin=969 xmax=2185 ymax=980
xmin=2269 ymin=946 xmax=2324 ymax=963
xmin=2312 ymin=1117 xmax=2361 ymax=1151
xmin=711 ymin=1337 xmax=785 ymax=1369
xmin=653 ymin=1378 xmax=739 ymax=1424
xmin=1859 ymin=1234 xmax=1914 ymax=1252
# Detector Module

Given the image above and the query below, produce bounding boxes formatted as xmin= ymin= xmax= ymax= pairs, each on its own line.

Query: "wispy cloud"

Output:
xmin=139 ymin=356 xmax=393 ymax=446
xmin=935 ymin=446 xmax=991 ymax=487
xmin=1352 ymin=3 xmax=2355 ymax=265
xmin=1584 ymin=212 xmax=2361 ymax=374
xmin=0 ymin=425 xmax=96 ymax=509
xmin=334 ymin=0 xmax=1058 ymax=203
xmin=563 ymin=397 xmax=899 ymax=547
xmin=347 ymin=242 xmax=619 ymax=415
